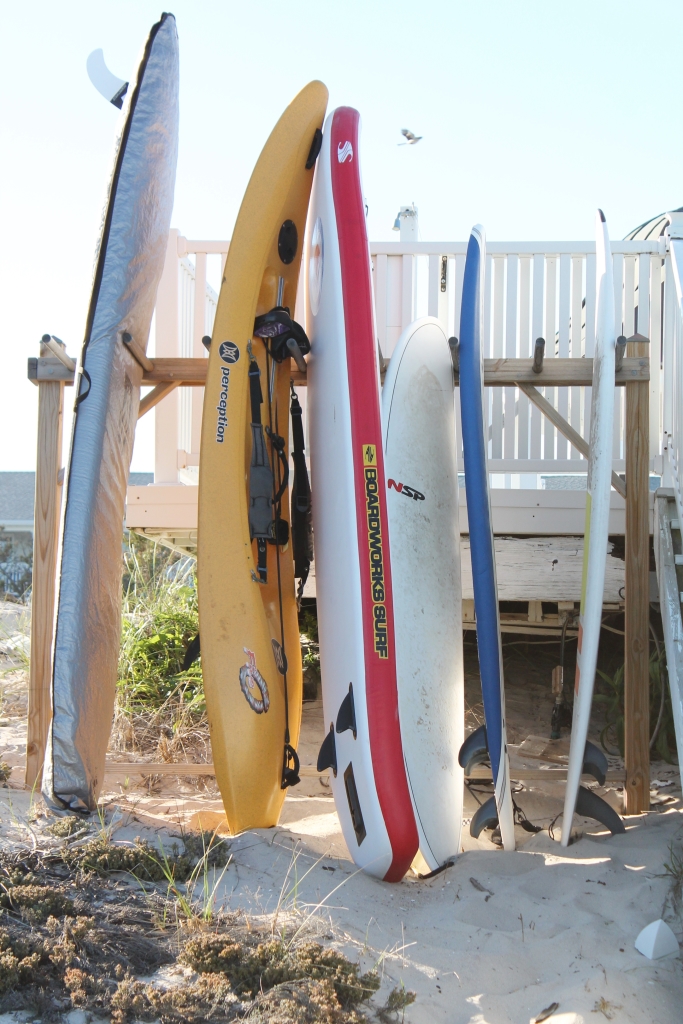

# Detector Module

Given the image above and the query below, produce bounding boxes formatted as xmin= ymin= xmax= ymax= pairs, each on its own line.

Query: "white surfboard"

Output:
xmin=382 ymin=317 xmax=464 ymax=871
xmin=561 ymin=210 xmax=625 ymax=844
xmin=305 ymin=107 xmax=418 ymax=881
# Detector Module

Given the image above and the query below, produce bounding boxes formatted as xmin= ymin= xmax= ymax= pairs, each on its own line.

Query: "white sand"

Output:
xmin=1 ymin=631 xmax=682 ymax=1021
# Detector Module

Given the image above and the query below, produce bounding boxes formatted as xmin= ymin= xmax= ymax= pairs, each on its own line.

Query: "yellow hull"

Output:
xmin=197 ymin=82 xmax=327 ymax=833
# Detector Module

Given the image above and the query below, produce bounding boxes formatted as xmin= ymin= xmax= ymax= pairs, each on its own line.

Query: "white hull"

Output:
xmin=382 ymin=317 xmax=465 ymax=870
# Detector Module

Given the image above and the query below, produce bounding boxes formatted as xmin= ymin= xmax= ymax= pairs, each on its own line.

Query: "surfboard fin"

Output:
xmin=458 ymin=724 xmax=489 ymax=776
xmin=470 ymin=796 xmax=499 ymax=838
xmin=317 ymin=725 xmax=337 ymax=777
xmin=582 ymin=740 xmax=608 ymax=786
xmin=183 ymin=634 xmax=201 ymax=670
xmin=574 ymin=786 xmax=625 ymax=836
xmin=336 ymin=684 xmax=357 ymax=739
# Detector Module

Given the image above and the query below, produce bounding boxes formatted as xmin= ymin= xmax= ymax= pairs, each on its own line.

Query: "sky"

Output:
xmin=2 ymin=0 xmax=682 ymax=472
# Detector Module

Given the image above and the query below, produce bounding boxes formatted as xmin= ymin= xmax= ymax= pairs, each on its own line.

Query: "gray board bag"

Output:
xmin=43 ymin=13 xmax=179 ymax=812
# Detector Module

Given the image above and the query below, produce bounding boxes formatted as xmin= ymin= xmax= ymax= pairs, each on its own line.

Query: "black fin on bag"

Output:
xmin=317 ymin=725 xmax=337 ymax=776
xmin=470 ymin=796 xmax=499 ymax=838
xmin=583 ymin=740 xmax=608 ymax=786
xmin=574 ymin=786 xmax=625 ymax=836
xmin=458 ymin=723 xmax=489 ymax=776
xmin=336 ymin=684 xmax=357 ymax=739
xmin=183 ymin=634 xmax=201 ymax=670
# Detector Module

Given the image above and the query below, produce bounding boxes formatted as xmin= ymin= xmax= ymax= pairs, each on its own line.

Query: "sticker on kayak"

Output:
xmin=271 ymin=638 xmax=287 ymax=676
xmin=215 ymin=366 xmax=231 ymax=444
xmin=388 ymin=479 xmax=425 ymax=501
xmin=219 ymin=341 xmax=240 ymax=364
xmin=308 ymin=217 xmax=324 ymax=316
xmin=363 ymin=444 xmax=388 ymax=659
xmin=239 ymin=649 xmax=270 ymax=713
xmin=337 ymin=140 xmax=353 ymax=163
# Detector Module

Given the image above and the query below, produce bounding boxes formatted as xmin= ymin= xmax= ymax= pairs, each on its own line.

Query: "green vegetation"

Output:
xmin=181 ymin=935 xmax=381 ymax=1005
xmin=0 ymin=822 xmax=411 ymax=1023
xmin=595 ymin=643 xmax=678 ymax=762
xmin=113 ymin=533 xmax=207 ymax=761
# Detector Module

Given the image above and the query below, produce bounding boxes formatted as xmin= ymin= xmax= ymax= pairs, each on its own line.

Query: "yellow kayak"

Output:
xmin=198 ymin=81 xmax=328 ymax=833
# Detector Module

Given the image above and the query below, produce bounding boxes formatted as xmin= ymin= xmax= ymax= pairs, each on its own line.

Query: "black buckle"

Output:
xmin=281 ymin=743 xmax=300 ymax=788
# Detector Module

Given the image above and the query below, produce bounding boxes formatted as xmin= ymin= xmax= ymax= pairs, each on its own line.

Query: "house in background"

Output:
xmin=0 ymin=473 xmax=35 ymax=563
xmin=0 ymin=472 xmax=153 ymax=597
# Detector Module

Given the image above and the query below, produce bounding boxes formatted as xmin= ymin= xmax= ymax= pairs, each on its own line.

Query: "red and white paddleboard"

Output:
xmin=305 ymin=107 xmax=419 ymax=881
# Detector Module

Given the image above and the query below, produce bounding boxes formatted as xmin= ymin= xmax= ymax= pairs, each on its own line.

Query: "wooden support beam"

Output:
xmin=28 ymin=355 xmax=649 ymax=389
xmin=138 ymin=381 xmax=179 ymax=419
xmin=624 ymin=334 xmax=651 ymax=813
xmin=122 ymin=332 xmax=154 ymax=374
xmin=26 ymin=346 xmax=64 ymax=789
xmin=97 ymin=761 xmax=626 ymax=784
xmin=519 ymin=383 xmax=627 ymax=499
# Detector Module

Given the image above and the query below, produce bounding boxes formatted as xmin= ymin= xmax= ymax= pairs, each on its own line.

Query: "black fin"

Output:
xmin=583 ymin=740 xmax=608 ymax=786
xmin=459 ymin=724 xmax=488 ymax=776
xmin=183 ymin=634 xmax=201 ymax=670
xmin=416 ymin=859 xmax=455 ymax=880
xmin=574 ymin=786 xmax=625 ymax=836
xmin=306 ymin=127 xmax=323 ymax=169
xmin=336 ymin=684 xmax=357 ymax=738
xmin=317 ymin=725 xmax=337 ymax=776
xmin=470 ymin=796 xmax=499 ymax=838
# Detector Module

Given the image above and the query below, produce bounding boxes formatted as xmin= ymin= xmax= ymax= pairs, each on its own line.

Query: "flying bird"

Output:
xmin=398 ymin=128 xmax=422 ymax=146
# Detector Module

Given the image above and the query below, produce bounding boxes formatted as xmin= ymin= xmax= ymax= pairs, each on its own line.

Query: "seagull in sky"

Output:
xmin=398 ymin=128 xmax=423 ymax=146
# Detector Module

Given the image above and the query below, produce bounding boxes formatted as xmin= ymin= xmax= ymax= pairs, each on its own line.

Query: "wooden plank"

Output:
xmin=557 ymin=254 xmax=571 ymax=459
xmin=544 ymin=257 xmax=557 ymax=461
xmin=624 ymin=333 xmax=651 ymax=813
xmin=517 ymin=257 xmax=531 ymax=460
xmin=504 ymin=255 xmax=518 ymax=461
xmin=655 ymin=495 xmax=683 ymax=770
xmin=530 ymin=254 xmax=545 ymax=460
xmin=31 ymin=355 xmax=649 ymax=390
xmin=99 ymin=759 xmax=625 ymax=784
xmin=191 ymin=252 xmax=207 ymax=455
xmin=155 ymin=230 xmax=181 ymax=484
xmin=479 ymin=356 xmax=648 ymax=386
xmin=26 ymin=371 xmax=64 ymax=789
xmin=492 ymin=257 xmax=505 ymax=458
xmin=584 ymin=252 xmax=597 ymax=445
xmin=648 ymin=254 xmax=662 ymax=462
xmin=138 ymin=382 xmax=179 ymax=418
xmin=612 ymin=254 xmax=625 ymax=462
xmin=401 ymin=253 xmax=414 ymax=329
xmin=518 ymin=384 xmax=627 ymax=498
xmin=374 ymin=253 xmax=388 ymax=354
xmin=570 ymin=257 xmax=583 ymax=460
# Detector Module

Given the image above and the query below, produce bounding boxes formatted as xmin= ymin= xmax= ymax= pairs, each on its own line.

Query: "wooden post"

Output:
xmin=25 ymin=342 xmax=64 ymax=789
xmin=624 ymin=333 xmax=650 ymax=813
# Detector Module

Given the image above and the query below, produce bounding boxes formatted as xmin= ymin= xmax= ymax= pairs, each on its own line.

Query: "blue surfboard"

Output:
xmin=458 ymin=225 xmax=515 ymax=850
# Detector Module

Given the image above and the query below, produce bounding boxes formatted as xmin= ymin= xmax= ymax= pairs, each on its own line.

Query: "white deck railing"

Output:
xmin=151 ymin=229 xmax=668 ymax=487
xmin=662 ymin=213 xmax=683 ymax=516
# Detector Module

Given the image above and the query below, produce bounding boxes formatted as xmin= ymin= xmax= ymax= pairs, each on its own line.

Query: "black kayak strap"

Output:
xmin=249 ymin=358 xmax=263 ymax=424
xmin=291 ymin=389 xmax=309 ymax=511
xmin=290 ymin=386 xmax=313 ymax=596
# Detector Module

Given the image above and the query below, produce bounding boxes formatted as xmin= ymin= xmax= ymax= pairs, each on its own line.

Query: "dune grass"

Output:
xmin=111 ymin=533 xmax=208 ymax=765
